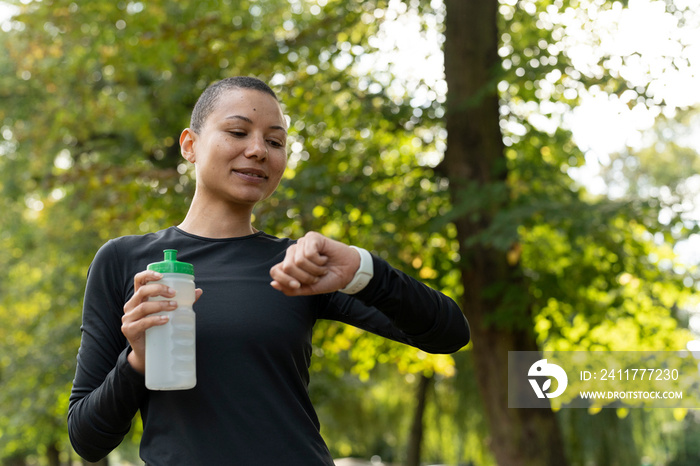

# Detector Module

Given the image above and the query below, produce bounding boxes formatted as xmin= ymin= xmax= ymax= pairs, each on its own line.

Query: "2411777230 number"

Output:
xmin=598 ymin=368 xmax=679 ymax=381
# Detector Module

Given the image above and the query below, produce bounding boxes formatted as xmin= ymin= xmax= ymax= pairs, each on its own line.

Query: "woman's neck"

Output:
xmin=177 ymin=193 xmax=257 ymax=239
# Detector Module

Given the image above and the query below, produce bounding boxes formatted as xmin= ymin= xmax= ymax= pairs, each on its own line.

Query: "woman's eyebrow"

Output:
xmin=225 ymin=115 xmax=287 ymax=133
xmin=225 ymin=115 xmax=253 ymax=124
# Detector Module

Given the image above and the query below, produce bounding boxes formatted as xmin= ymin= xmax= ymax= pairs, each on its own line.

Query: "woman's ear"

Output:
xmin=180 ymin=128 xmax=197 ymax=163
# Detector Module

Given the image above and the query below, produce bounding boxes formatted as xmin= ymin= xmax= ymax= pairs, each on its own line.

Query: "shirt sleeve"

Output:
xmin=67 ymin=240 xmax=148 ymax=462
xmin=319 ymin=253 xmax=470 ymax=354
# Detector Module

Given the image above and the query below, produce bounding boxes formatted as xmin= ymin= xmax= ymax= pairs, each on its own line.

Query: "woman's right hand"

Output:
xmin=121 ymin=270 xmax=178 ymax=375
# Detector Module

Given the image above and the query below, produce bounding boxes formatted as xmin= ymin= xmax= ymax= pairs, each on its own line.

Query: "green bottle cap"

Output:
xmin=147 ymin=249 xmax=194 ymax=275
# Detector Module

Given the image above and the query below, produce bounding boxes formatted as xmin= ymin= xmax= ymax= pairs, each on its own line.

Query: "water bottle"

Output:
xmin=145 ymin=249 xmax=196 ymax=390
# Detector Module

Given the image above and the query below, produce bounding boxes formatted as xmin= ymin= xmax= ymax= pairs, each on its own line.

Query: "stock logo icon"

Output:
xmin=528 ymin=359 xmax=568 ymax=399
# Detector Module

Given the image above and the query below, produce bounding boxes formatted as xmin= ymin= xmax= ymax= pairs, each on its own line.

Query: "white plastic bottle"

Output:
xmin=145 ymin=249 xmax=196 ymax=390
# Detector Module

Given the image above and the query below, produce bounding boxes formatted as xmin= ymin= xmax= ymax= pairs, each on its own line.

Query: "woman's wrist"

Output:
xmin=127 ymin=349 xmax=145 ymax=375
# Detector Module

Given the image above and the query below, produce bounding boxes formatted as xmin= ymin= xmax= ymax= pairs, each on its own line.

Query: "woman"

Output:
xmin=68 ymin=76 xmax=470 ymax=465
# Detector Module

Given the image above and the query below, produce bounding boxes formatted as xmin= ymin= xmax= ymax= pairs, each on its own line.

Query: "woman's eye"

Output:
xmin=268 ymin=140 xmax=284 ymax=148
xmin=228 ymin=131 xmax=246 ymax=137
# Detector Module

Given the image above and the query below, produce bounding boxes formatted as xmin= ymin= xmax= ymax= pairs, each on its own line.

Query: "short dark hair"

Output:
xmin=189 ymin=76 xmax=278 ymax=133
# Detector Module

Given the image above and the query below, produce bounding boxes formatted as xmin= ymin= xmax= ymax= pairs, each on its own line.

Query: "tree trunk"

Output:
xmin=405 ymin=374 xmax=432 ymax=466
xmin=443 ymin=1 xmax=568 ymax=465
xmin=46 ymin=443 xmax=60 ymax=466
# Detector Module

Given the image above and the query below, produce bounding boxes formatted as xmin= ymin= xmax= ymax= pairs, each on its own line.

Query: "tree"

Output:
xmin=442 ymin=0 xmax=695 ymax=464
xmin=443 ymin=1 xmax=567 ymax=463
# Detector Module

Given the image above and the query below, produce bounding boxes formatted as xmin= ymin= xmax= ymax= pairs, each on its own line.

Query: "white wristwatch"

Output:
xmin=339 ymin=246 xmax=374 ymax=294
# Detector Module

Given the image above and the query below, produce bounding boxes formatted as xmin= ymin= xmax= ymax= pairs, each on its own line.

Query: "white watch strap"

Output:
xmin=339 ymin=246 xmax=374 ymax=294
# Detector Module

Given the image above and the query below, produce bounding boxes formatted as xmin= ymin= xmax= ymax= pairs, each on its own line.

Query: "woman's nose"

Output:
xmin=245 ymin=135 xmax=267 ymax=159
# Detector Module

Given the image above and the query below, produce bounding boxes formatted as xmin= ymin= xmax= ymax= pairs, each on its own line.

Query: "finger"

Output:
xmin=295 ymin=239 xmax=328 ymax=275
xmin=269 ymin=280 xmax=285 ymax=293
xmin=194 ymin=288 xmax=204 ymax=303
xmin=274 ymin=240 xmax=326 ymax=283
xmin=299 ymin=234 xmax=329 ymax=267
xmin=274 ymin=245 xmax=316 ymax=285
xmin=122 ymin=313 xmax=171 ymax=339
xmin=278 ymin=257 xmax=322 ymax=287
xmin=123 ymin=299 xmax=178 ymax=323
xmin=133 ymin=270 xmax=164 ymax=292
xmin=269 ymin=279 xmax=306 ymax=297
xmin=131 ymin=283 xmax=176 ymax=306
xmin=270 ymin=264 xmax=302 ymax=290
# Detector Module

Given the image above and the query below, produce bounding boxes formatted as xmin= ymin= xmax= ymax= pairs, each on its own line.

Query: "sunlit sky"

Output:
xmin=369 ymin=0 xmax=700 ymax=267
xmin=2 ymin=0 xmax=699 ymax=258
xmin=371 ymin=0 xmax=700 ymax=182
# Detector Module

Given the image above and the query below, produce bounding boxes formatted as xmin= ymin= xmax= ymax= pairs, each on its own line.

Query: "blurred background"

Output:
xmin=1 ymin=0 xmax=699 ymax=465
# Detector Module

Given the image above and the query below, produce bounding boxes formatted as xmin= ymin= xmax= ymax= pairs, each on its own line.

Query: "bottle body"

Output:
xmin=145 ymin=272 xmax=196 ymax=390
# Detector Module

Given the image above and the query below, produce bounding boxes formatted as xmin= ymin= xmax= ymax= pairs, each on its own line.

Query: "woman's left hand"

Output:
xmin=269 ymin=231 xmax=361 ymax=296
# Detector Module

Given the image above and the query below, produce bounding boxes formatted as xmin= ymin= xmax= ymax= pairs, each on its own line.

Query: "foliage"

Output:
xmin=487 ymin=0 xmax=699 ymax=463
xmin=484 ymin=0 xmax=697 ymax=351
xmin=0 ymin=0 xmax=461 ymax=462
xmin=0 ymin=0 xmax=698 ymax=464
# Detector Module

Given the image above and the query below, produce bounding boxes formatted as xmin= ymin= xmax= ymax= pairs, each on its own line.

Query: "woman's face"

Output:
xmin=181 ymin=88 xmax=288 ymax=208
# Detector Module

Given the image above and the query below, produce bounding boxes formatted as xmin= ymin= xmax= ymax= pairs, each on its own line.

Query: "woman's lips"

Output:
xmin=232 ymin=168 xmax=267 ymax=181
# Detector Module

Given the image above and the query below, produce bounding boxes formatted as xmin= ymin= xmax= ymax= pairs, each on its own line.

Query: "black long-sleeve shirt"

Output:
xmin=68 ymin=226 xmax=470 ymax=465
